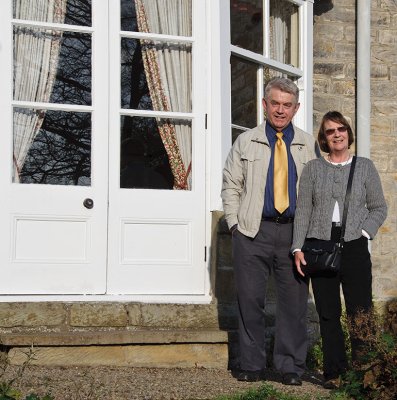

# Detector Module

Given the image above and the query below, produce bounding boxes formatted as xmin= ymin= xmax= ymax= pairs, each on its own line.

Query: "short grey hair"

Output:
xmin=264 ymin=77 xmax=299 ymax=103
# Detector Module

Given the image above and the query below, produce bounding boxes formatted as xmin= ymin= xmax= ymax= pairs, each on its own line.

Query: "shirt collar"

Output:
xmin=265 ymin=121 xmax=294 ymax=143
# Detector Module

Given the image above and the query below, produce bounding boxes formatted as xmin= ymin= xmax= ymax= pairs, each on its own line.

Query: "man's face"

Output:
xmin=262 ymin=88 xmax=300 ymax=131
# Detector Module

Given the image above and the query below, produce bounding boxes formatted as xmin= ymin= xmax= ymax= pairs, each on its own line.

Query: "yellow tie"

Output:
xmin=274 ymin=132 xmax=289 ymax=214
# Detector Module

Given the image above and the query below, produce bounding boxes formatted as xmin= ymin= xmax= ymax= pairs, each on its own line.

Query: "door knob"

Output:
xmin=83 ymin=198 xmax=94 ymax=209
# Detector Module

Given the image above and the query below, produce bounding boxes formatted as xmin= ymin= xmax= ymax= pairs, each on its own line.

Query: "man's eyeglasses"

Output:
xmin=324 ymin=126 xmax=348 ymax=135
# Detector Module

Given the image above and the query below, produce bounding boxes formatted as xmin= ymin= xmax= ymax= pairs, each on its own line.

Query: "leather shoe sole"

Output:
xmin=282 ymin=373 xmax=302 ymax=386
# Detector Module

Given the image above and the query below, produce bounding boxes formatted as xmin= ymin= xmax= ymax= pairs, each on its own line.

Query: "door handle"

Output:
xmin=83 ymin=198 xmax=94 ymax=209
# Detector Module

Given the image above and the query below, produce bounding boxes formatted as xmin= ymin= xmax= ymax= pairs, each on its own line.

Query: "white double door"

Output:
xmin=0 ymin=0 xmax=207 ymax=296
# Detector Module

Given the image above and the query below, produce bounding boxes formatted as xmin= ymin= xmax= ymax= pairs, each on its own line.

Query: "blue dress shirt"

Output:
xmin=263 ymin=122 xmax=297 ymax=218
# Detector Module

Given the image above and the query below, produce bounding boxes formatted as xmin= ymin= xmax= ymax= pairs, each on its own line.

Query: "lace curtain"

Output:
xmin=13 ymin=0 xmax=67 ymax=182
xmin=269 ymin=0 xmax=299 ymax=69
xmin=134 ymin=0 xmax=192 ymax=190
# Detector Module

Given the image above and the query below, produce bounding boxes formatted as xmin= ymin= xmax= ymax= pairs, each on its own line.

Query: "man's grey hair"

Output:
xmin=264 ymin=77 xmax=299 ymax=103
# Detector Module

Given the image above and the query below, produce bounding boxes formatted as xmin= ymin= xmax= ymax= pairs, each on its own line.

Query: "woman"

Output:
xmin=291 ymin=111 xmax=387 ymax=389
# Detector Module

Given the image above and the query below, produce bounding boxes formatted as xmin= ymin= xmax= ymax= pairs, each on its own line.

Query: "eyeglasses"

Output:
xmin=325 ymin=126 xmax=348 ymax=135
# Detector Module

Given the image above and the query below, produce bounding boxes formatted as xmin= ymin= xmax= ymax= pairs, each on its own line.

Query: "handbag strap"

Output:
xmin=339 ymin=156 xmax=357 ymax=247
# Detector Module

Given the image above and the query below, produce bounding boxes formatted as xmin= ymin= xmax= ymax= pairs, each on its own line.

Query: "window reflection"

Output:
xmin=121 ymin=38 xmax=191 ymax=112
xmin=120 ymin=116 xmax=174 ymax=190
xmin=270 ymin=0 xmax=299 ymax=67
xmin=16 ymin=109 xmax=91 ymax=186
xmin=13 ymin=0 xmax=92 ymax=26
xmin=231 ymin=56 xmax=257 ymax=130
xmin=230 ymin=0 xmax=263 ymax=54
xmin=13 ymin=27 xmax=92 ymax=106
xmin=120 ymin=0 xmax=192 ymax=36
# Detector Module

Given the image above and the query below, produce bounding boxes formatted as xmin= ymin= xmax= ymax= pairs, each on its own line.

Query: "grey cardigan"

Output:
xmin=291 ymin=156 xmax=387 ymax=250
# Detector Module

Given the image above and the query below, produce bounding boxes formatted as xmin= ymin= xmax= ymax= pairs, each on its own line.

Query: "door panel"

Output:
xmin=0 ymin=0 xmax=108 ymax=294
xmin=107 ymin=0 xmax=207 ymax=295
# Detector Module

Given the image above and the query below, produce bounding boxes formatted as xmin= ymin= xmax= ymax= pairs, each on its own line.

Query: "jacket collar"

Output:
xmin=249 ymin=121 xmax=307 ymax=146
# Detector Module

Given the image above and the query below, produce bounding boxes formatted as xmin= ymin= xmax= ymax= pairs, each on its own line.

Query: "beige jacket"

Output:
xmin=221 ymin=122 xmax=318 ymax=238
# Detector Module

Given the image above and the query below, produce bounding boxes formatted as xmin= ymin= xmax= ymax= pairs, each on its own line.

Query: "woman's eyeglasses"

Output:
xmin=325 ymin=126 xmax=348 ymax=135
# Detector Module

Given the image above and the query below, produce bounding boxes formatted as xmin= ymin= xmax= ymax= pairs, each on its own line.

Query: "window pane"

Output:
xmin=231 ymin=56 xmax=257 ymax=130
xmin=121 ymin=0 xmax=192 ymax=36
xmin=13 ymin=27 xmax=92 ymax=106
xmin=14 ymin=109 xmax=91 ymax=186
xmin=230 ymin=0 xmax=263 ymax=53
xmin=120 ymin=116 xmax=192 ymax=190
xmin=270 ymin=0 xmax=299 ymax=67
xmin=121 ymin=38 xmax=191 ymax=112
xmin=13 ymin=0 xmax=92 ymax=27
xmin=232 ymin=127 xmax=247 ymax=144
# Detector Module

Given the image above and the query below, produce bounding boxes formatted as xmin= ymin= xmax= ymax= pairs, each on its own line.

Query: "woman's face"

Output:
xmin=324 ymin=119 xmax=349 ymax=154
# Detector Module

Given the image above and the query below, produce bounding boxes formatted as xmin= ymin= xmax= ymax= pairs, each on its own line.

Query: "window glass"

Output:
xmin=121 ymin=38 xmax=191 ymax=112
xmin=121 ymin=0 xmax=192 ymax=36
xmin=231 ymin=56 xmax=257 ymax=130
xmin=270 ymin=0 xmax=299 ymax=67
xmin=13 ymin=0 xmax=92 ymax=26
xmin=230 ymin=0 xmax=263 ymax=54
xmin=12 ymin=1 xmax=92 ymax=185
xmin=13 ymin=27 xmax=92 ymax=106
xmin=15 ymin=109 xmax=91 ymax=185
xmin=120 ymin=116 xmax=191 ymax=190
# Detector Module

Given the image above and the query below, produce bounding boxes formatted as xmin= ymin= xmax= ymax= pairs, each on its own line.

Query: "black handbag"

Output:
xmin=301 ymin=156 xmax=356 ymax=276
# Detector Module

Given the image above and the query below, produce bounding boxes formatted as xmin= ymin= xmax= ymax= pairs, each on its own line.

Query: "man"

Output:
xmin=222 ymin=77 xmax=319 ymax=385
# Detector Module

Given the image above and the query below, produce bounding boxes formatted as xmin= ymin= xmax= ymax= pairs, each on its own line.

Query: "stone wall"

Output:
xmin=0 ymin=302 xmax=228 ymax=368
xmin=313 ymin=0 xmax=397 ymax=303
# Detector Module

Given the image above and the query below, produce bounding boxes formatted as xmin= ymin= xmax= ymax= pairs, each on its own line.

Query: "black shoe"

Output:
xmin=233 ymin=369 xmax=266 ymax=382
xmin=323 ymin=377 xmax=341 ymax=389
xmin=282 ymin=373 xmax=302 ymax=386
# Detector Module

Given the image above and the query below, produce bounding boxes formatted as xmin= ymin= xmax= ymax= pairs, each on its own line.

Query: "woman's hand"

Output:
xmin=294 ymin=251 xmax=307 ymax=277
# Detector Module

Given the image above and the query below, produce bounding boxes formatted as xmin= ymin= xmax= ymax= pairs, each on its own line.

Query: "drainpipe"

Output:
xmin=356 ymin=0 xmax=371 ymax=158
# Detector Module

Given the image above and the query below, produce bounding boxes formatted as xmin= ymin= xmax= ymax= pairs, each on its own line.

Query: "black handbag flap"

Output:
xmin=302 ymin=239 xmax=337 ymax=255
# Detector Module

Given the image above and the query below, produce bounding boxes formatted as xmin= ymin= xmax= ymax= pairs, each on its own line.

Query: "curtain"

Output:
xmin=13 ymin=0 xmax=67 ymax=182
xmin=270 ymin=0 xmax=299 ymax=68
xmin=135 ymin=0 xmax=192 ymax=190
xmin=270 ymin=0 xmax=287 ymax=65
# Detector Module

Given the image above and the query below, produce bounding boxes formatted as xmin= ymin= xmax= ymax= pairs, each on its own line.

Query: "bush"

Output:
xmin=335 ymin=305 xmax=397 ymax=400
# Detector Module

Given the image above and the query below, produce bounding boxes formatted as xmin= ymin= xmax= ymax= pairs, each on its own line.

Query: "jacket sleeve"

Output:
xmin=221 ymin=138 xmax=244 ymax=230
xmin=362 ymin=159 xmax=388 ymax=239
xmin=291 ymin=162 xmax=314 ymax=250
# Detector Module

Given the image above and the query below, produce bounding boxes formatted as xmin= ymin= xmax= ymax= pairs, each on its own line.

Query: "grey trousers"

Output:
xmin=233 ymin=220 xmax=309 ymax=375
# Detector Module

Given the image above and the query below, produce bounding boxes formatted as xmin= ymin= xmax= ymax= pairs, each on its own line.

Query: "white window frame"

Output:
xmin=209 ymin=0 xmax=314 ymax=211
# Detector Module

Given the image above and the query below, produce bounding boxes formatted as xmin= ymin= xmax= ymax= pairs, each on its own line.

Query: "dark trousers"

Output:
xmin=233 ymin=220 xmax=309 ymax=375
xmin=311 ymin=235 xmax=372 ymax=380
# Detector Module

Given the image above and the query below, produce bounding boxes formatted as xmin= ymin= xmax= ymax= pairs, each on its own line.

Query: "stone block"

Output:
xmin=125 ymin=303 xmax=142 ymax=326
xmin=378 ymin=29 xmax=397 ymax=44
xmin=313 ymin=95 xmax=343 ymax=114
xmin=380 ymin=0 xmax=397 ymax=12
xmin=314 ymin=63 xmax=345 ymax=78
xmin=332 ymin=80 xmax=355 ymax=95
xmin=0 ymin=303 xmax=65 ymax=328
xmin=334 ymin=42 xmax=355 ymax=60
xmin=372 ymin=47 xmax=397 ymax=64
xmin=372 ymin=82 xmax=397 ymax=97
xmin=140 ymin=304 xmax=219 ymax=329
xmin=8 ymin=343 xmax=228 ymax=368
xmin=371 ymin=11 xmax=391 ymax=26
xmin=69 ymin=303 xmax=128 ymax=327
xmin=313 ymin=78 xmax=330 ymax=93
xmin=370 ymin=63 xmax=389 ymax=79
xmin=373 ymin=100 xmax=397 ymax=116
xmin=313 ymin=23 xmax=344 ymax=41
xmin=371 ymin=118 xmax=391 ymax=135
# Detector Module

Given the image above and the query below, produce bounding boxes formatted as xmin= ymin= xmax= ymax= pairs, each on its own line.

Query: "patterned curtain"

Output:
xmin=13 ymin=0 xmax=67 ymax=182
xmin=135 ymin=0 xmax=192 ymax=190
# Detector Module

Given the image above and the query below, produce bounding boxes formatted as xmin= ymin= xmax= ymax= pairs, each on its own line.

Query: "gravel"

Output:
xmin=2 ymin=365 xmax=332 ymax=399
